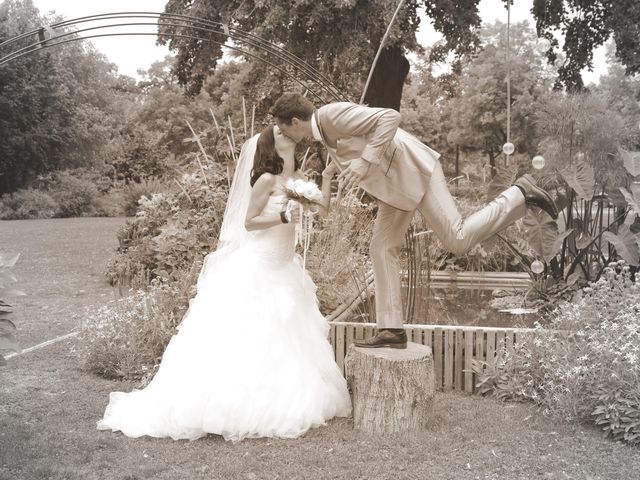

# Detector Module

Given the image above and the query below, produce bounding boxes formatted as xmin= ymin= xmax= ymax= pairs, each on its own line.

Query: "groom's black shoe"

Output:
xmin=354 ymin=329 xmax=407 ymax=349
xmin=513 ymin=174 xmax=559 ymax=219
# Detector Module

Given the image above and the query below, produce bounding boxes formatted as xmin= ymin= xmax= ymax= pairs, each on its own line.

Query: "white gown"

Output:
xmin=97 ymin=183 xmax=352 ymax=441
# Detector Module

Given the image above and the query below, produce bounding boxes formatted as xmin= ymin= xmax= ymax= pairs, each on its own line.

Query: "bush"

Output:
xmin=0 ymin=169 xmax=116 ymax=219
xmin=106 ymin=167 xmax=229 ymax=287
xmin=306 ymin=197 xmax=375 ymax=316
xmin=45 ymin=172 xmax=101 ymax=217
xmin=93 ymin=189 xmax=127 ymax=217
xmin=0 ymin=188 xmax=59 ymax=219
xmin=81 ymin=113 xmax=241 ymax=379
xmin=118 ymin=178 xmax=169 ymax=217
xmin=473 ymin=262 xmax=640 ymax=444
xmin=76 ymin=268 xmax=198 ymax=380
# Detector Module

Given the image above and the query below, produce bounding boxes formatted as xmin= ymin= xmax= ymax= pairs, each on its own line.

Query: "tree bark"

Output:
xmin=344 ymin=342 xmax=435 ymax=433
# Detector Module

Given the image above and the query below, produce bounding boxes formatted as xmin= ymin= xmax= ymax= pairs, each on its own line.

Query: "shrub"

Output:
xmin=473 ymin=262 xmax=640 ymax=444
xmin=0 ymin=169 xmax=116 ymax=219
xmin=78 ymin=110 xmax=247 ymax=380
xmin=0 ymin=188 xmax=59 ymax=219
xmin=45 ymin=172 xmax=101 ymax=217
xmin=106 ymin=167 xmax=229 ymax=286
xmin=306 ymin=197 xmax=375 ymax=317
xmin=118 ymin=178 xmax=169 ymax=217
xmin=76 ymin=267 xmax=199 ymax=380
xmin=93 ymin=189 xmax=127 ymax=217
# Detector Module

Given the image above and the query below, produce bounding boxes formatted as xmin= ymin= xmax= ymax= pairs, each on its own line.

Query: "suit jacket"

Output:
xmin=315 ymin=102 xmax=441 ymax=211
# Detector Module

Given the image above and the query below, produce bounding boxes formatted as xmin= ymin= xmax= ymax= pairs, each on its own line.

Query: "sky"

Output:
xmin=31 ymin=0 xmax=607 ymax=83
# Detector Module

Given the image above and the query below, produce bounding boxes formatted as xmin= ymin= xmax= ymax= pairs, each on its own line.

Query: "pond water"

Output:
xmin=403 ymin=283 xmax=542 ymax=329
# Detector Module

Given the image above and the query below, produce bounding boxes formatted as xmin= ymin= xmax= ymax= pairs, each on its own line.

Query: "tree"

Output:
xmin=400 ymin=52 xmax=451 ymax=155
xmin=532 ymin=0 xmax=640 ymax=91
xmin=157 ymin=0 xmax=495 ymax=109
xmin=158 ymin=0 xmax=416 ymax=108
xmin=158 ymin=0 xmax=638 ymax=105
xmin=445 ymin=21 xmax=552 ymax=177
xmin=594 ymin=42 xmax=640 ymax=150
xmin=0 ymin=0 xmax=130 ymax=193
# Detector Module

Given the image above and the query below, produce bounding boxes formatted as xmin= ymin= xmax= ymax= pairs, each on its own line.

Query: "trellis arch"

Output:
xmin=0 ymin=11 xmax=347 ymax=103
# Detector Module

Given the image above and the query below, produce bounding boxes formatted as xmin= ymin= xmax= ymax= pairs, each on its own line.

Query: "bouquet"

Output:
xmin=282 ymin=178 xmax=323 ymax=213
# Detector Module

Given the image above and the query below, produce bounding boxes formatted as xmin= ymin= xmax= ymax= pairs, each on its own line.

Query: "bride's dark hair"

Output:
xmin=250 ymin=126 xmax=300 ymax=186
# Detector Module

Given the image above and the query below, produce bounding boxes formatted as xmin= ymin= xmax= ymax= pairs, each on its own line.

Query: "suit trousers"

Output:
xmin=370 ymin=161 xmax=526 ymax=329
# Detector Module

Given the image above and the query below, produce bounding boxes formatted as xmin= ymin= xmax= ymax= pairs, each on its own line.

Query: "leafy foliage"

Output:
xmin=0 ymin=169 xmax=117 ymax=219
xmin=158 ymin=0 xmax=640 ymax=101
xmin=0 ymin=0 xmax=131 ymax=193
xmin=106 ymin=168 xmax=229 ymax=287
xmin=523 ymin=210 xmax=559 ymax=263
xmin=473 ymin=263 xmax=640 ymax=445
xmin=159 ymin=0 xmax=425 ymax=101
xmin=400 ymin=52 xmax=451 ymax=155
xmin=76 ymin=276 xmax=195 ymax=380
xmin=518 ymin=90 xmax=639 ymax=290
xmin=0 ymin=188 xmax=58 ymax=219
xmin=532 ymin=0 xmax=640 ymax=91
xmin=559 ymin=160 xmax=595 ymax=201
xmin=446 ymin=22 xmax=551 ymax=174
xmin=0 ymin=252 xmax=24 ymax=365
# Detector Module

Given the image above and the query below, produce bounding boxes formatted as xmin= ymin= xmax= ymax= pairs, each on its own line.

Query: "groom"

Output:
xmin=272 ymin=93 xmax=557 ymax=349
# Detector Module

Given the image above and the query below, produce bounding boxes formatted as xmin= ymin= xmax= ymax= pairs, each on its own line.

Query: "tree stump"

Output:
xmin=344 ymin=342 xmax=435 ymax=433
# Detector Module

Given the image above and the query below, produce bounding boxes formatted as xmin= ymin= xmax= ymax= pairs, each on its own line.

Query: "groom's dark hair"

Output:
xmin=271 ymin=93 xmax=314 ymax=125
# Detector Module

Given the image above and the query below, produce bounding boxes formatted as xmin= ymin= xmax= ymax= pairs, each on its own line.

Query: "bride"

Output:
xmin=97 ymin=125 xmax=351 ymax=442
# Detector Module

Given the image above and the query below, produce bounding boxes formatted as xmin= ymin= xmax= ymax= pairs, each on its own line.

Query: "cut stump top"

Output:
xmin=349 ymin=342 xmax=432 ymax=362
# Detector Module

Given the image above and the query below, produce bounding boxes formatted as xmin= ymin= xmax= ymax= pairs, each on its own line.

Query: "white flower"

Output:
xmin=284 ymin=178 xmax=323 ymax=204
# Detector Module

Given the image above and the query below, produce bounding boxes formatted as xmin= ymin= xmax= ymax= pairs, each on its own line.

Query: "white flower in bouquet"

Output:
xmin=283 ymin=178 xmax=323 ymax=212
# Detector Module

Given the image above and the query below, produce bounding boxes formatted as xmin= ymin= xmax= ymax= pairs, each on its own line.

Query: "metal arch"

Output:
xmin=0 ymin=11 xmax=348 ymax=103
xmin=88 ymin=12 xmax=344 ymax=99
xmin=2 ymin=31 xmax=330 ymax=103
xmin=52 ymin=12 xmax=345 ymax=100
xmin=0 ymin=11 xmax=343 ymax=99
xmin=0 ymin=24 xmax=330 ymax=103
xmin=0 ymin=14 xmax=344 ymax=102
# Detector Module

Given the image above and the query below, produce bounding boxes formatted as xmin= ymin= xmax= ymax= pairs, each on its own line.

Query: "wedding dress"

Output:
xmin=97 ymin=135 xmax=351 ymax=442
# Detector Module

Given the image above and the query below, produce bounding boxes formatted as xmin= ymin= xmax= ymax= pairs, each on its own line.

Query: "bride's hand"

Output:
xmin=289 ymin=205 xmax=301 ymax=223
xmin=284 ymin=200 xmax=301 ymax=224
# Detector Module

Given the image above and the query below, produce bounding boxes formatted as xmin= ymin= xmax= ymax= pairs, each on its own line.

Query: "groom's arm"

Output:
xmin=321 ymin=102 xmax=401 ymax=166
xmin=318 ymin=160 xmax=339 ymax=217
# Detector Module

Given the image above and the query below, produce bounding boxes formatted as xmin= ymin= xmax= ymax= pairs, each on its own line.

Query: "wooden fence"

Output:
xmin=328 ymin=321 xmax=533 ymax=394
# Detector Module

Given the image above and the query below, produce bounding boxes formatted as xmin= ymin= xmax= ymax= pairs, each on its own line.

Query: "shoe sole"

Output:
xmin=522 ymin=175 xmax=558 ymax=219
xmin=536 ymin=192 xmax=559 ymax=219
xmin=354 ymin=343 xmax=407 ymax=349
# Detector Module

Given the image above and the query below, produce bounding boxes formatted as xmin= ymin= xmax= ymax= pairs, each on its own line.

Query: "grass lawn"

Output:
xmin=1 ymin=217 xmax=638 ymax=480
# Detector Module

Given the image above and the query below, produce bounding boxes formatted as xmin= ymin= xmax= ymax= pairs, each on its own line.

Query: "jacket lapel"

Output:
xmin=313 ymin=109 xmax=329 ymax=147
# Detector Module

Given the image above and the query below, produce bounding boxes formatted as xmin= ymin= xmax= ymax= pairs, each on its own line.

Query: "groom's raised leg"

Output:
xmin=417 ymin=162 xmax=526 ymax=256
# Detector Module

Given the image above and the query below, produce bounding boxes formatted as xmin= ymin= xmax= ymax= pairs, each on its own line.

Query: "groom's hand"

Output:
xmin=337 ymin=158 xmax=370 ymax=194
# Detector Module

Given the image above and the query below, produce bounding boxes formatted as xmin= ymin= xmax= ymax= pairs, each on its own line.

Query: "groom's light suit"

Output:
xmin=314 ymin=102 xmax=526 ymax=328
